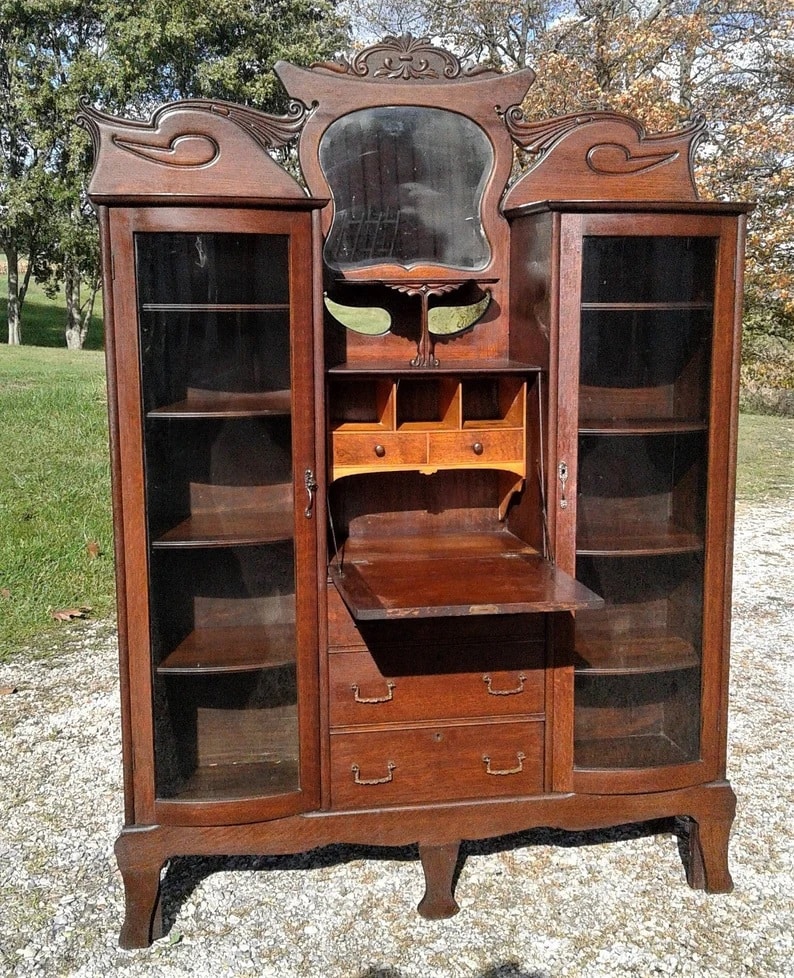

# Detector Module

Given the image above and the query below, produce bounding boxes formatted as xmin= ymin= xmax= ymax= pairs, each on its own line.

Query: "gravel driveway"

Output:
xmin=1 ymin=500 xmax=792 ymax=978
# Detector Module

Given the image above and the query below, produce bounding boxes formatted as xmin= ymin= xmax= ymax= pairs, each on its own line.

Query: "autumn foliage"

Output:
xmin=349 ymin=0 xmax=794 ymax=326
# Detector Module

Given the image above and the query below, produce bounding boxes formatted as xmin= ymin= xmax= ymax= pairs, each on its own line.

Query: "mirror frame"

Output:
xmin=275 ymin=38 xmax=534 ymax=286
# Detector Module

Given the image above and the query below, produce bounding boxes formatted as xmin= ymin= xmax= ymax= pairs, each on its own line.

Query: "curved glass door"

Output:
xmin=135 ymin=231 xmax=303 ymax=808
xmin=573 ymin=235 xmax=717 ymax=773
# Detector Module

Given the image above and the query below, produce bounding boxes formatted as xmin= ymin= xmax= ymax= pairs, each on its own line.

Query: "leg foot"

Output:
xmin=417 ymin=841 xmax=461 ymax=919
xmin=115 ymin=835 xmax=164 ymax=949
xmin=685 ymin=815 xmax=734 ymax=893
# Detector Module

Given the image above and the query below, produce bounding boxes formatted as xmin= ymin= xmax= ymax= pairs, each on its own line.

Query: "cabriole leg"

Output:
xmin=685 ymin=815 xmax=734 ymax=893
xmin=115 ymin=834 xmax=164 ymax=949
xmin=417 ymin=841 xmax=461 ymax=919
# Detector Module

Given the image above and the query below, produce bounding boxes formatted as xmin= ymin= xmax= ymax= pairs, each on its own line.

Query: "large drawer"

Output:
xmin=329 ymin=647 xmax=545 ymax=725
xmin=329 ymin=720 xmax=544 ymax=809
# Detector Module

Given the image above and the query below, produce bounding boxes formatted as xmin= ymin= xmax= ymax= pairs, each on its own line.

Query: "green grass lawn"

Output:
xmin=0 ymin=338 xmax=790 ymax=659
xmin=736 ymin=413 xmax=794 ymax=502
xmin=0 ymin=275 xmax=104 ymax=349
xmin=0 ymin=345 xmax=114 ymax=659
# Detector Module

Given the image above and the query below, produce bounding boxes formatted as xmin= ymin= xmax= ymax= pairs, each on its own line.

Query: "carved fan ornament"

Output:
xmin=313 ymin=33 xmax=501 ymax=82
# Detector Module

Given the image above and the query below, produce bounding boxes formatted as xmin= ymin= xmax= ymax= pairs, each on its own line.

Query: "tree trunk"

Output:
xmin=5 ymin=246 xmax=22 ymax=345
xmin=64 ymin=266 xmax=87 ymax=350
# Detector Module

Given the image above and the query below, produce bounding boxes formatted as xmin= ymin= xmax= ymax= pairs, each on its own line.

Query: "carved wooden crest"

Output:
xmin=312 ymin=33 xmax=501 ymax=82
xmin=78 ymin=98 xmax=318 ymax=203
xmin=503 ymin=110 xmax=705 ymax=206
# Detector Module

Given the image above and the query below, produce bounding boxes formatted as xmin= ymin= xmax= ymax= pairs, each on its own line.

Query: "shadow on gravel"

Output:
xmin=359 ymin=965 xmax=548 ymax=977
xmin=159 ymin=817 xmax=683 ymax=939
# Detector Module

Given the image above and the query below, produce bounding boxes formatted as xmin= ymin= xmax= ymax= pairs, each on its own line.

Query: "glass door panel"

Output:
xmin=573 ymin=234 xmax=717 ymax=773
xmin=135 ymin=230 xmax=302 ymax=805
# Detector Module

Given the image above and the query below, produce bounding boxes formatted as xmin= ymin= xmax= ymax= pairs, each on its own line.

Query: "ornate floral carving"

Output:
xmin=313 ymin=34 xmax=499 ymax=82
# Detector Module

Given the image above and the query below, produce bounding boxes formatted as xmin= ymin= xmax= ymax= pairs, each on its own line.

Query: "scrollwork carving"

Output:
xmin=502 ymin=108 xmax=705 ymax=205
xmin=313 ymin=34 xmax=500 ymax=82
xmin=77 ymin=97 xmax=309 ymax=199
xmin=187 ymin=99 xmax=313 ymax=151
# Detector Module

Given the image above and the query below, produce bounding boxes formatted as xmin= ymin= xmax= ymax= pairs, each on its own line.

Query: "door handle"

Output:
xmin=304 ymin=468 xmax=318 ymax=518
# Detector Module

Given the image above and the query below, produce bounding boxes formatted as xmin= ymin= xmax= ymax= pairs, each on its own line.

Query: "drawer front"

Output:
xmin=330 ymin=721 xmax=544 ymax=809
xmin=427 ymin=428 xmax=524 ymax=466
xmin=333 ymin=431 xmax=427 ymax=469
xmin=329 ymin=648 xmax=545 ymax=725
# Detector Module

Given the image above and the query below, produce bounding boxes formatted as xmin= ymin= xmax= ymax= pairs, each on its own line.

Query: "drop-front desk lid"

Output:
xmin=329 ymin=531 xmax=603 ymax=621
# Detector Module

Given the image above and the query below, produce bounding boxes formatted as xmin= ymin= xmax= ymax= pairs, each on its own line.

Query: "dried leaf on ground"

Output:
xmin=51 ymin=606 xmax=92 ymax=622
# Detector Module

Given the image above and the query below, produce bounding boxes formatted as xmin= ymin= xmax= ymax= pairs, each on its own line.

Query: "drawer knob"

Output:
xmin=351 ymin=681 xmax=395 ymax=704
xmin=482 ymin=751 xmax=526 ymax=777
xmin=351 ymin=761 xmax=396 ymax=786
xmin=483 ymin=673 xmax=527 ymax=696
xmin=374 ymin=444 xmax=386 ymax=458
xmin=472 ymin=442 xmax=484 ymax=455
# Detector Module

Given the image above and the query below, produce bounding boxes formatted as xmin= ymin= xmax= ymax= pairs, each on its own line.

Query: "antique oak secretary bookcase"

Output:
xmin=80 ymin=36 xmax=751 ymax=948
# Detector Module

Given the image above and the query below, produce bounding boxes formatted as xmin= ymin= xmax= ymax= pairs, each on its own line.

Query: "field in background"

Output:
xmin=0 ymin=274 xmax=104 ymax=350
xmin=0 ymin=346 xmax=114 ymax=658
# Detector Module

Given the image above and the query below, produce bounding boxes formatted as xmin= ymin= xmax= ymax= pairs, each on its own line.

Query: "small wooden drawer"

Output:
xmin=332 ymin=431 xmax=428 ymax=470
xmin=329 ymin=649 xmax=545 ymax=725
xmin=329 ymin=720 xmax=544 ymax=809
xmin=427 ymin=428 xmax=524 ymax=466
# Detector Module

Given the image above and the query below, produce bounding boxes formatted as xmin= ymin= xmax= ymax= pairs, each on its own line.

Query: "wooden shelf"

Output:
xmin=141 ymin=302 xmax=290 ymax=312
xmin=161 ymin=758 xmax=300 ymax=803
xmin=152 ymin=507 xmax=293 ymax=548
xmin=574 ymin=632 xmax=699 ymax=675
xmin=574 ymin=734 xmax=695 ymax=771
xmin=580 ymin=301 xmax=713 ymax=312
xmin=327 ymin=360 xmax=542 ymax=376
xmin=577 ymin=523 xmax=703 ymax=556
xmin=148 ymin=389 xmax=291 ymax=418
xmin=578 ymin=419 xmax=708 ymax=435
xmin=157 ymin=624 xmax=296 ymax=674
xmin=330 ymin=531 xmax=603 ymax=621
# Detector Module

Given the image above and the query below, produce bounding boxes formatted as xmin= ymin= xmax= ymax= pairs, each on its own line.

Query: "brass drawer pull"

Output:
xmin=351 ymin=681 xmax=396 ymax=704
xmin=472 ymin=441 xmax=484 ymax=455
xmin=351 ymin=761 xmax=396 ymax=786
xmin=483 ymin=673 xmax=527 ymax=696
xmin=374 ymin=444 xmax=386 ymax=457
xmin=482 ymin=751 xmax=526 ymax=776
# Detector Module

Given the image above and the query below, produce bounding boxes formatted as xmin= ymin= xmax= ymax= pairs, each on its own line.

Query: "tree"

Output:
xmin=1 ymin=0 xmax=348 ymax=347
xmin=346 ymin=1 xmax=794 ymax=318
xmin=0 ymin=7 xmax=60 ymax=345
